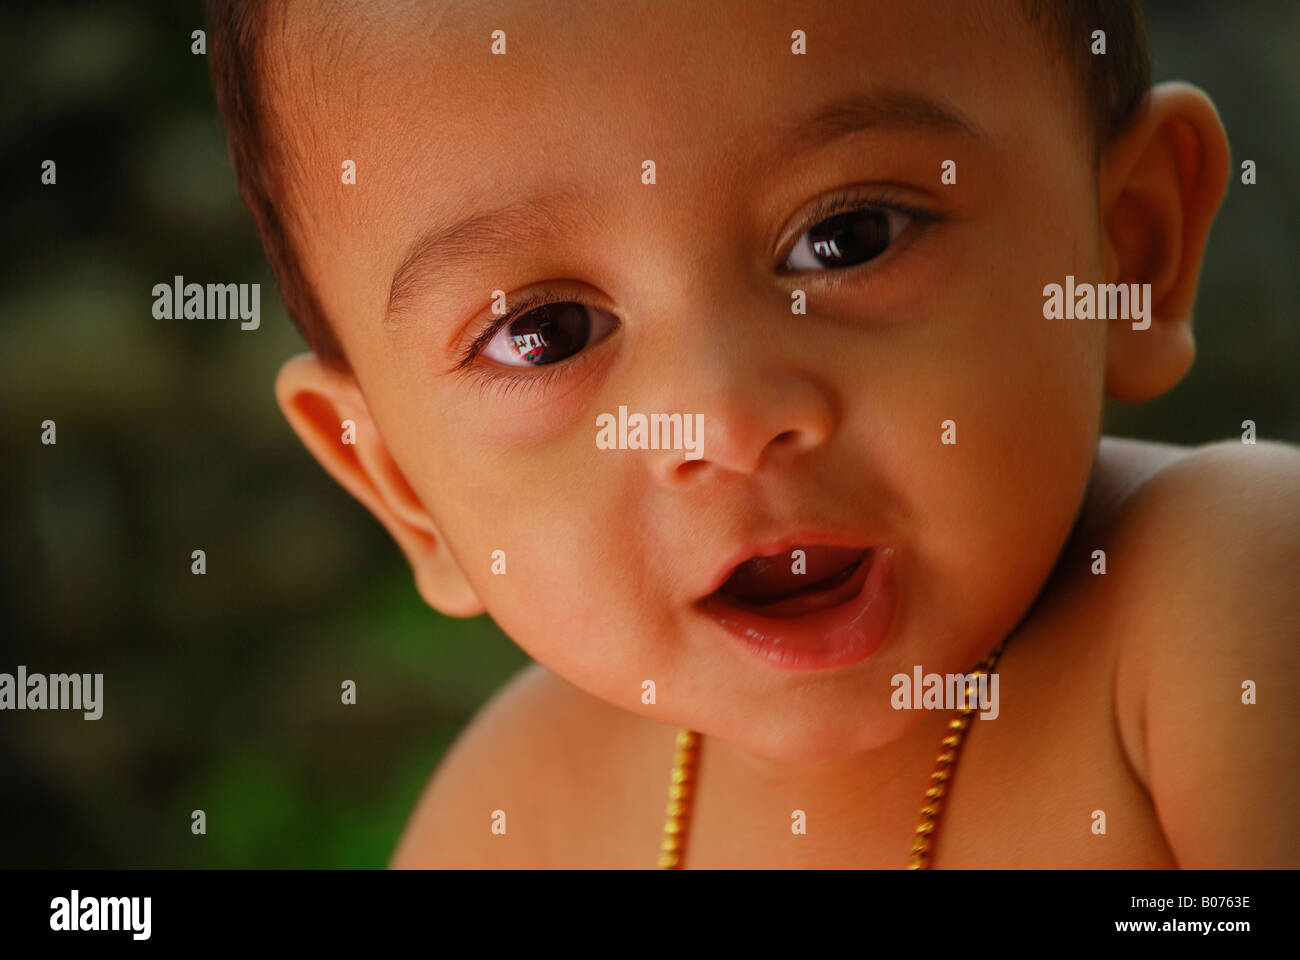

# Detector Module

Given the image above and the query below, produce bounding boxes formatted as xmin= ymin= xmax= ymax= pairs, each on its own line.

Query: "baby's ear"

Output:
xmin=274 ymin=352 xmax=485 ymax=617
xmin=1098 ymin=80 xmax=1230 ymax=402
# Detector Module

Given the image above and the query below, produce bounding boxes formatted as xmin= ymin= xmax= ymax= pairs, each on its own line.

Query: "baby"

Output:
xmin=208 ymin=0 xmax=1300 ymax=867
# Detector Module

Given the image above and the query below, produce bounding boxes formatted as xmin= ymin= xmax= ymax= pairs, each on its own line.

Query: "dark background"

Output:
xmin=2 ymin=1 xmax=1296 ymax=867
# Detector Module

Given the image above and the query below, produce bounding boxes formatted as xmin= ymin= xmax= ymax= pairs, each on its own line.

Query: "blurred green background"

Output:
xmin=1 ymin=1 xmax=1296 ymax=867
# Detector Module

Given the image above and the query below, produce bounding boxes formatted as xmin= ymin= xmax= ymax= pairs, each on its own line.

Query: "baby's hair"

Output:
xmin=207 ymin=0 xmax=1150 ymax=376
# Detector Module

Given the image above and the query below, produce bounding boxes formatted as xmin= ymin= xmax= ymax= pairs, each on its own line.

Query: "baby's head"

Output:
xmin=210 ymin=0 xmax=1228 ymax=763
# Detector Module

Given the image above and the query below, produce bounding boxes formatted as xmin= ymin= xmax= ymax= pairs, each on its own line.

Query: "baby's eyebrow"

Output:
xmin=385 ymin=188 xmax=598 ymax=326
xmin=768 ymin=86 xmax=988 ymax=162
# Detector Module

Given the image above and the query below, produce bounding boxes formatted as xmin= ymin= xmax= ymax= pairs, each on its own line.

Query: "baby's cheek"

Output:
xmin=442 ymin=349 xmax=615 ymax=451
xmin=470 ymin=518 xmax=661 ymax=693
xmin=884 ymin=359 xmax=1095 ymax=653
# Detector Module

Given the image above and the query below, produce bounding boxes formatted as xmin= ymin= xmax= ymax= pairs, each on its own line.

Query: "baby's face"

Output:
xmin=274 ymin=0 xmax=1108 ymax=762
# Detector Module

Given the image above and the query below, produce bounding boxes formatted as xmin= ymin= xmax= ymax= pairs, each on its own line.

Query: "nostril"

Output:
xmin=772 ymin=430 xmax=799 ymax=446
xmin=676 ymin=459 xmax=708 ymax=480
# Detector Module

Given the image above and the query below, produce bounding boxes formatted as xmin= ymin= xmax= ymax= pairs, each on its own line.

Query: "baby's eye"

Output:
xmin=782 ymin=206 xmax=914 ymax=272
xmin=479 ymin=301 xmax=618 ymax=368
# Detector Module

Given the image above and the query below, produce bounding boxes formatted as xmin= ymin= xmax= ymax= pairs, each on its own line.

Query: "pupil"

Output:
xmin=806 ymin=209 xmax=890 ymax=267
xmin=508 ymin=303 xmax=589 ymax=364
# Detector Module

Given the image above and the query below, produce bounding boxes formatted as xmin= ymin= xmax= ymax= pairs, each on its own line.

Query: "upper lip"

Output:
xmin=695 ymin=530 xmax=880 ymax=603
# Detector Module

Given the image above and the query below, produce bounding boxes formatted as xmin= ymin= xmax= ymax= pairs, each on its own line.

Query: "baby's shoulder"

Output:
xmin=1094 ymin=436 xmax=1300 ymax=607
xmin=1067 ymin=437 xmax=1300 ymax=666
xmin=1095 ymin=437 xmax=1300 ymax=866
xmin=1095 ymin=436 xmax=1300 ymax=711
xmin=390 ymin=661 xmax=669 ymax=868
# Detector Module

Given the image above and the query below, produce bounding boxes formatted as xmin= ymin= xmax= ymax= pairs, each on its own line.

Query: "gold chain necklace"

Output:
xmin=658 ymin=638 xmax=1007 ymax=869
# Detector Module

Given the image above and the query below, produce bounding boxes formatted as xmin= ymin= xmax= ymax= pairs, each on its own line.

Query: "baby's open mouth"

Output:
xmin=710 ymin=545 xmax=873 ymax=619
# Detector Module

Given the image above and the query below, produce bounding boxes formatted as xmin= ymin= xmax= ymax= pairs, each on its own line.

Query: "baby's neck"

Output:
xmin=702 ymin=706 xmax=951 ymax=800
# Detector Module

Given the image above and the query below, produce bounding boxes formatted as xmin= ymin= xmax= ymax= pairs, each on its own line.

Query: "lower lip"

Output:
xmin=698 ymin=547 xmax=898 ymax=671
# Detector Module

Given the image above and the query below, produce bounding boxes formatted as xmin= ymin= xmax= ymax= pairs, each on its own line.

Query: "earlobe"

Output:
xmin=274 ymin=352 xmax=486 ymax=618
xmin=1098 ymin=81 xmax=1230 ymax=402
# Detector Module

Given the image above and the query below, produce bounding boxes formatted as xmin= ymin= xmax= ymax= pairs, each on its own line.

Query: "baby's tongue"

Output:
xmin=720 ymin=545 xmax=869 ymax=605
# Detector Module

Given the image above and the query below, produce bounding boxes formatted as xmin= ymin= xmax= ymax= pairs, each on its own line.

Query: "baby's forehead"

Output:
xmin=267 ymin=0 xmax=1042 ymax=174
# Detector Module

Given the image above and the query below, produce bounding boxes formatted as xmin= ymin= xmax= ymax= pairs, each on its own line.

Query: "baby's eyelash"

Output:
xmin=454 ymin=290 xmax=554 ymax=372
xmin=782 ymin=187 xmax=944 ymax=261
xmin=808 ymin=186 xmax=940 ymax=226
xmin=457 ymin=345 xmax=594 ymax=401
